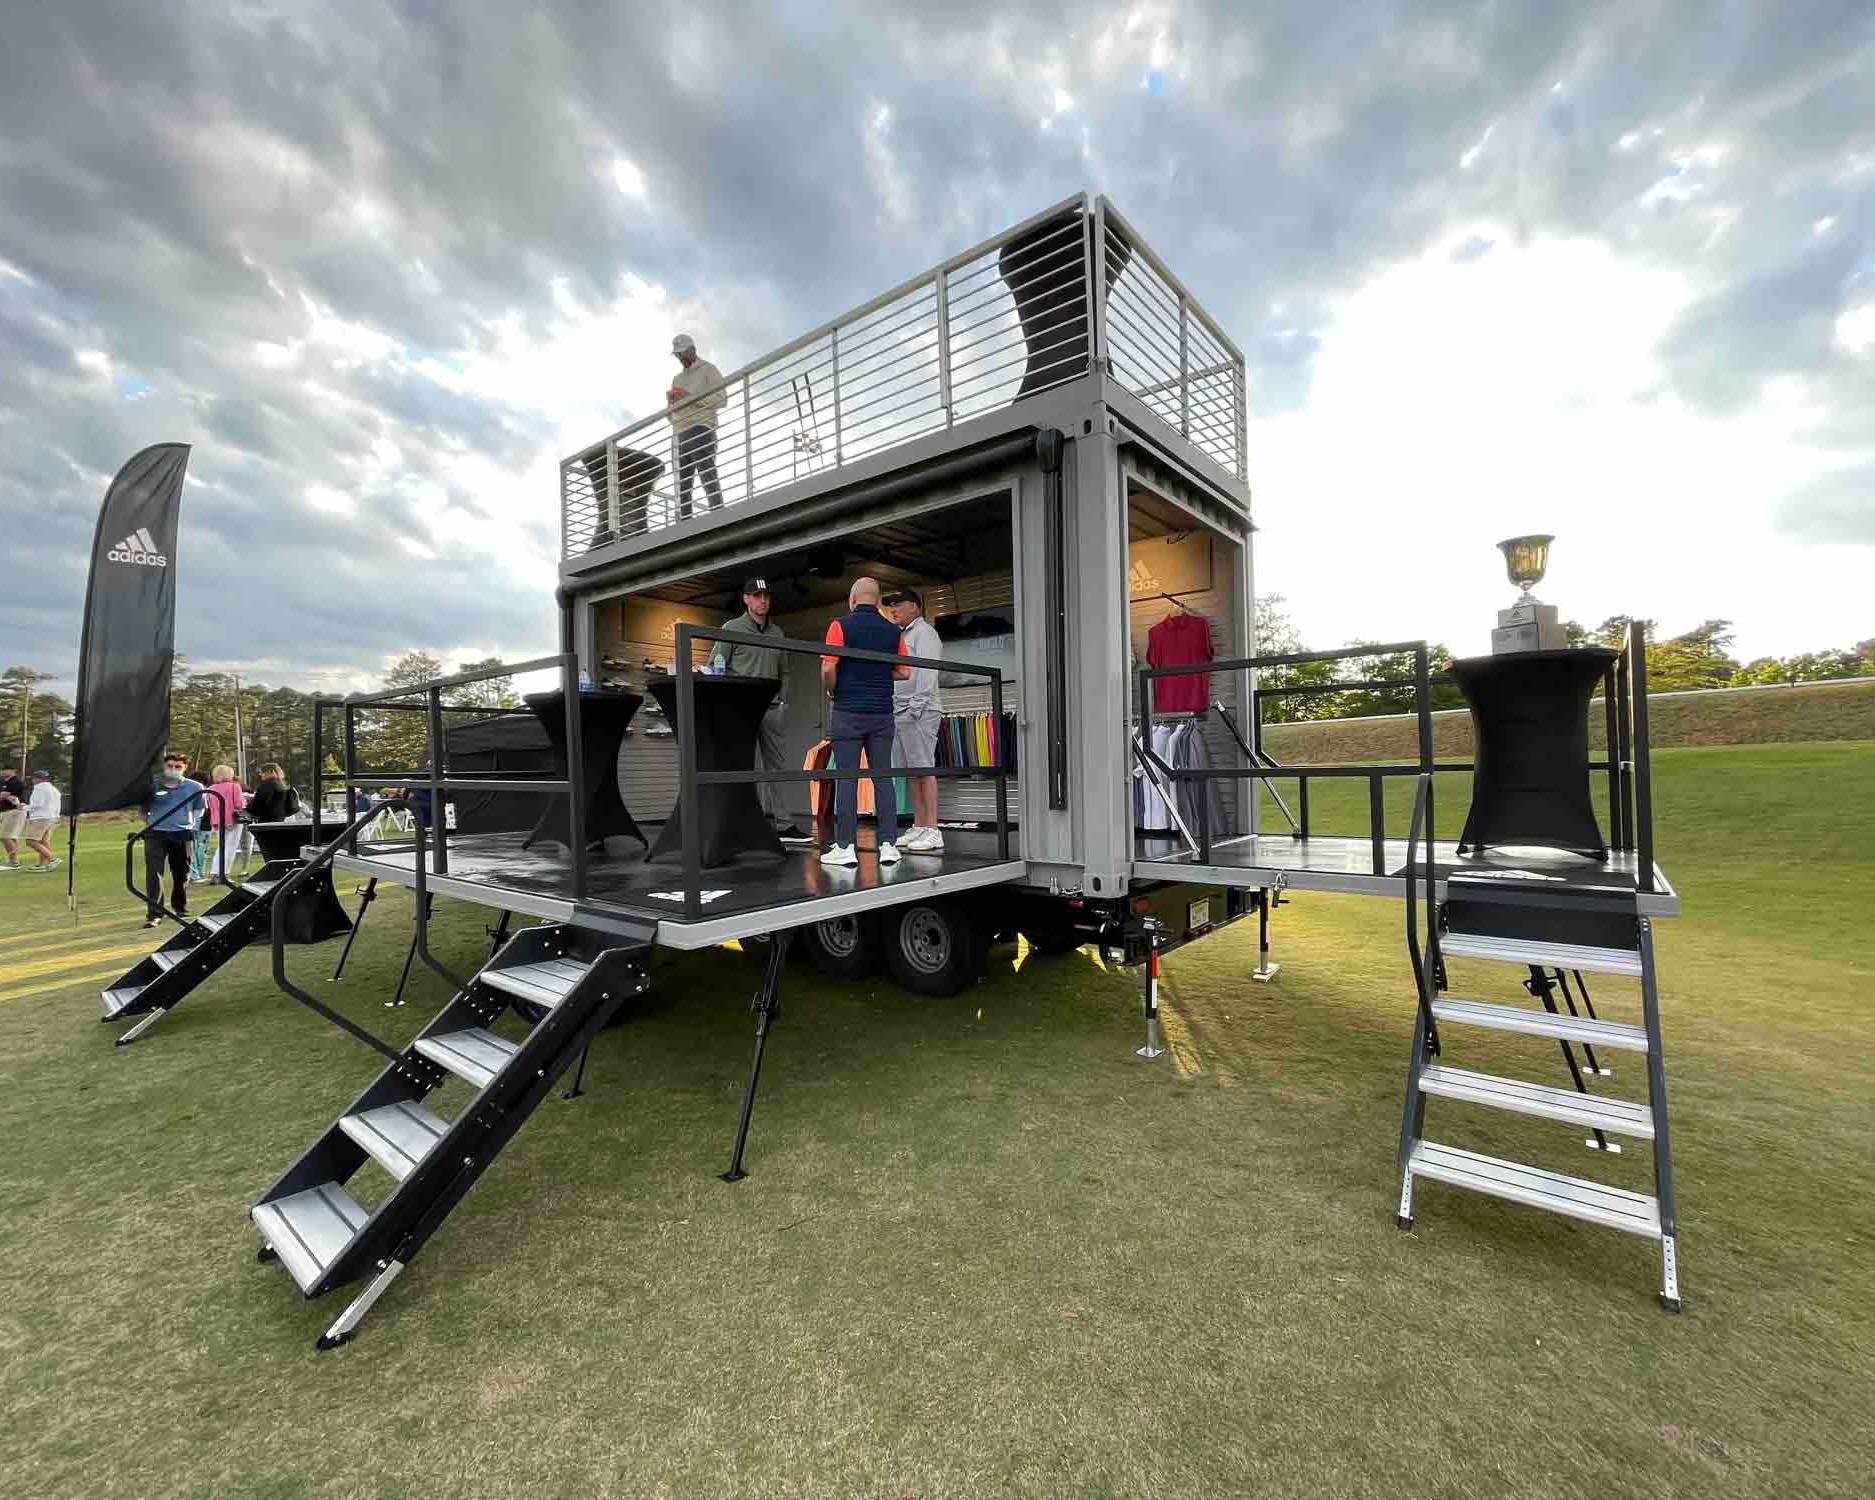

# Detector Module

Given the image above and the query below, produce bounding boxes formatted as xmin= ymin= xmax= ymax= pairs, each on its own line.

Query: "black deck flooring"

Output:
xmin=342 ymin=824 xmax=1016 ymax=924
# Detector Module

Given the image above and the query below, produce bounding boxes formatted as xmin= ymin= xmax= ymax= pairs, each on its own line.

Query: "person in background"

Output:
xmin=247 ymin=763 xmax=300 ymax=823
xmin=22 ymin=769 xmax=62 ymax=872
xmin=666 ymin=333 xmax=727 ymax=519
xmin=0 ymin=765 xmax=26 ymax=871
xmin=886 ymin=589 xmax=944 ymax=853
xmin=819 ymin=576 xmax=909 ymax=868
xmin=141 ymin=751 xmax=203 ymax=926
xmin=708 ymin=576 xmax=804 ymax=839
xmin=202 ymin=763 xmax=247 ymax=884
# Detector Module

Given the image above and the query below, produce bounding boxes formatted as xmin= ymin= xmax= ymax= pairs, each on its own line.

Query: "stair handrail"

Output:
xmin=124 ymin=786 xmax=228 ymax=923
xmin=1402 ymin=771 xmax=1440 ymax=1052
xmin=269 ymin=799 xmax=405 ymax=1062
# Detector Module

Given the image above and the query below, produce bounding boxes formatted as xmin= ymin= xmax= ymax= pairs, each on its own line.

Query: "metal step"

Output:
xmin=478 ymin=957 xmax=592 ymax=1010
xmin=242 ymin=879 xmax=278 ymax=895
xmin=1408 ymin=1140 xmax=1661 ymax=1237
xmin=1430 ymin=998 xmax=1648 ymax=1052
xmin=149 ymin=949 xmax=185 ymax=972
xmin=1418 ymin=1064 xmax=1655 ymax=1138
xmin=413 ymin=1028 xmax=520 ymax=1089
xmin=100 ymin=986 xmax=144 ymax=1018
xmin=339 ymin=1100 xmax=449 ymax=1182
xmin=196 ymin=912 xmax=238 ymax=934
xmin=1439 ymin=932 xmax=1642 ymax=977
xmin=251 ymin=1182 xmax=369 ymax=1293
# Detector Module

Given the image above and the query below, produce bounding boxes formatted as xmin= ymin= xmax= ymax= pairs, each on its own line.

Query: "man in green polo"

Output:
xmin=708 ymin=576 xmax=804 ymax=838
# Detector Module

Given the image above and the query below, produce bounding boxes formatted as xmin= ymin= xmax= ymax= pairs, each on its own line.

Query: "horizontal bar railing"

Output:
xmin=562 ymin=194 xmax=1247 ymax=557
xmin=1138 ymin=643 xmax=1435 ymax=870
xmin=310 ymin=651 xmax=591 ymax=901
xmin=670 ymin=625 xmax=1014 ymax=921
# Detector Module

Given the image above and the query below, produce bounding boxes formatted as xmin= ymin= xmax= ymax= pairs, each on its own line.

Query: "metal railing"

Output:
xmin=665 ymin=625 xmax=1014 ymax=920
xmin=310 ymin=654 xmax=587 ymax=900
xmin=1144 ymin=630 xmax=1658 ymax=892
xmin=560 ymin=193 xmax=1246 ymax=556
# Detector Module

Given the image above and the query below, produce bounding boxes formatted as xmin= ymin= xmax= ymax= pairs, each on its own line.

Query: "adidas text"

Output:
xmin=107 ymin=528 xmax=168 ymax=567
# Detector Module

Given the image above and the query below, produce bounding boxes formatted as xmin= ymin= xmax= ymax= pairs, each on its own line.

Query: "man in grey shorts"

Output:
xmin=887 ymin=589 xmax=944 ymax=852
xmin=708 ymin=576 xmax=804 ymax=838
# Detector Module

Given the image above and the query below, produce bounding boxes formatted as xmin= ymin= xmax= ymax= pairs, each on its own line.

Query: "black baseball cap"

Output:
xmin=741 ymin=576 xmax=771 ymax=595
xmin=883 ymin=588 xmax=922 ymax=609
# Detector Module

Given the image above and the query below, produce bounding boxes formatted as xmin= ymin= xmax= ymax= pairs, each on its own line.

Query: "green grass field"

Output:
xmin=2 ymin=742 xmax=1870 ymax=1498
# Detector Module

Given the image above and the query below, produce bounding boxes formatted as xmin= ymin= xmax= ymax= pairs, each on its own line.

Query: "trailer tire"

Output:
xmin=883 ymin=899 xmax=983 ymax=997
xmin=801 ymin=913 xmax=879 ymax=979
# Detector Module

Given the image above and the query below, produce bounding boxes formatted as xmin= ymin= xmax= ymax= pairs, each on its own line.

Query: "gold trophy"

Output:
xmin=1491 ymin=534 xmax=1566 ymax=652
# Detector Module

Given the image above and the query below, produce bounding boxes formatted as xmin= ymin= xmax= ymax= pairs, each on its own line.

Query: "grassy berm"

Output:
xmin=1 ymin=741 xmax=1870 ymax=1499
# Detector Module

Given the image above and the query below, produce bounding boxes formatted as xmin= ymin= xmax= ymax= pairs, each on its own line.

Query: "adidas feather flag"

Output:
xmin=72 ymin=443 xmax=190 ymax=815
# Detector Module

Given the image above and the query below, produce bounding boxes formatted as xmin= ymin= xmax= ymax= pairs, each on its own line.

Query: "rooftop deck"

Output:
xmin=560 ymin=192 xmax=1245 ymax=559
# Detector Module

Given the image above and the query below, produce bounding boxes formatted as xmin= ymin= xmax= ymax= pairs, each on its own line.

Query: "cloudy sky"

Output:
xmin=3 ymin=0 xmax=1872 ymax=697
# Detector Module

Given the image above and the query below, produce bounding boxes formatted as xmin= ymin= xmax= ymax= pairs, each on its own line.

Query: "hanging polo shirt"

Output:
xmin=1147 ymin=611 xmax=1213 ymax=712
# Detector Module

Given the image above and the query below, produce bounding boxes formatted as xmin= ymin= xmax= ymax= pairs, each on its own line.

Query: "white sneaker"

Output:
xmin=819 ymin=844 xmax=858 ymax=867
xmin=913 ymin=826 xmax=944 ymax=852
xmin=878 ymin=841 xmax=902 ymax=864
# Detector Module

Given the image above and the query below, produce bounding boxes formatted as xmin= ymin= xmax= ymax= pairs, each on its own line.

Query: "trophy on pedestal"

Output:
xmin=1491 ymin=534 xmax=1567 ymax=653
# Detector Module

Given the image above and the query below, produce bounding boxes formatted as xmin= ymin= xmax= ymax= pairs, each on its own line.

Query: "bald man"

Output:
xmin=819 ymin=576 xmax=911 ymax=866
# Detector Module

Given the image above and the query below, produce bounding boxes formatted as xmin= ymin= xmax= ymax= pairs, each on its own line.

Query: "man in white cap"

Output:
xmin=667 ymin=333 xmax=727 ymax=518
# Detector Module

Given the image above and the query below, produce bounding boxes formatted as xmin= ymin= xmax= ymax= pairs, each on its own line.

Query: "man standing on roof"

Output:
xmin=709 ymin=576 xmax=804 ymax=839
xmin=819 ymin=576 xmax=909 ymax=868
xmin=886 ymin=589 xmax=944 ymax=853
xmin=667 ymin=333 xmax=727 ymax=519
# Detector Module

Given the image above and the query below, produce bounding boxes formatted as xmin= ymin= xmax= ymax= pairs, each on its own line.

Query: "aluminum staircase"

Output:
xmin=1394 ymin=793 xmax=1680 ymax=1310
xmin=251 ymin=918 xmax=653 ymax=1349
xmin=100 ymin=861 xmax=301 ymax=1045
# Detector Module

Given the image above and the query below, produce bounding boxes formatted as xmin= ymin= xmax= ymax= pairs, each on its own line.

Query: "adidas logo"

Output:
xmin=106 ymin=527 xmax=168 ymax=567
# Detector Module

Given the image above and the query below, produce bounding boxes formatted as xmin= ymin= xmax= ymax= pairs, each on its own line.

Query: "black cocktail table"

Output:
xmin=644 ymin=674 xmax=786 ymax=866
xmin=522 ymin=688 xmax=647 ymax=851
xmin=1451 ymin=647 xmax=1618 ymax=860
xmin=582 ymin=444 xmax=664 ymax=549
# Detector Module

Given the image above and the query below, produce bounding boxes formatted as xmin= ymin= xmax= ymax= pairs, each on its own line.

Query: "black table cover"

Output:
xmin=522 ymin=688 xmax=647 ymax=851
xmin=644 ymin=674 xmax=786 ymax=866
xmin=1451 ymin=648 xmax=1618 ymax=860
xmin=581 ymin=444 xmax=664 ymax=549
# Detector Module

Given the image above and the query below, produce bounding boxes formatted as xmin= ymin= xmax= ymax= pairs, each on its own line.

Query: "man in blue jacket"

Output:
xmin=819 ymin=576 xmax=910 ymax=867
xmin=141 ymin=751 xmax=204 ymax=926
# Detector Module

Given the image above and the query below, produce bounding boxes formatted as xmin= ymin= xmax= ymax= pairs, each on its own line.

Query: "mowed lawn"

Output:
xmin=0 ymin=743 xmax=1869 ymax=1499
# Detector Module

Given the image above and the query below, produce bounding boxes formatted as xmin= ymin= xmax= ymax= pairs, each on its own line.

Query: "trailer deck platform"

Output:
xmin=325 ymin=826 xmax=1027 ymax=949
xmin=1134 ymin=832 xmax=1678 ymax=916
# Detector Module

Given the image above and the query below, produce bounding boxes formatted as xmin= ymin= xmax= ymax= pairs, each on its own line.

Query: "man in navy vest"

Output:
xmin=819 ymin=576 xmax=909 ymax=867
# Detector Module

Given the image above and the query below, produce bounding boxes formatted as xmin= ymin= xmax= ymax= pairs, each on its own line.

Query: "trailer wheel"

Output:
xmin=884 ymin=900 xmax=983 ymax=997
xmin=801 ymin=913 xmax=878 ymax=979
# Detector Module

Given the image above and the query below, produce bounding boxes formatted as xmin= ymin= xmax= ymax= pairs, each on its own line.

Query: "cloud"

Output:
xmin=2 ymin=0 xmax=1874 ymax=699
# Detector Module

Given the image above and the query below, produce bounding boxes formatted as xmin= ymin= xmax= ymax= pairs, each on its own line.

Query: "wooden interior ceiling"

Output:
xmin=643 ymin=494 xmax=1014 ymax=612
xmin=1127 ymin=483 xmax=1197 ymax=542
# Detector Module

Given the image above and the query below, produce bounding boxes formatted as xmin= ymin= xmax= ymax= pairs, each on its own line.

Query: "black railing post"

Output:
xmin=426 ymin=685 xmax=448 ymax=876
xmin=1612 ymin=663 xmax=1627 ymax=851
xmin=1414 ymin=643 xmax=1434 ymax=860
xmin=1616 ymin=649 xmax=1636 ymax=854
xmin=342 ymin=703 xmax=360 ymax=855
xmin=1298 ymin=775 xmax=1310 ymax=841
xmin=310 ymin=697 xmax=325 ymax=845
xmin=990 ymin=669 xmax=1009 ymax=862
xmin=1631 ymin=622 xmax=1654 ymax=893
xmin=564 ymin=655 xmax=588 ymax=902
xmin=1369 ymin=772 xmax=1386 ymax=875
xmin=675 ymin=625 xmax=702 ymax=921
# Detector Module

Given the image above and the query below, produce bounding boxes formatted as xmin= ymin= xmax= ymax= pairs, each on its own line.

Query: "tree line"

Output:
xmin=0 ymin=653 xmax=517 ymax=800
xmin=1250 ymin=600 xmax=1875 ymax=724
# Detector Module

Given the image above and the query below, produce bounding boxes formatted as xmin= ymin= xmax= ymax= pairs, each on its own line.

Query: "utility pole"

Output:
xmin=232 ymin=672 xmax=247 ymax=782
